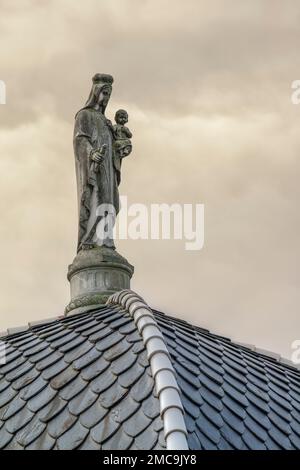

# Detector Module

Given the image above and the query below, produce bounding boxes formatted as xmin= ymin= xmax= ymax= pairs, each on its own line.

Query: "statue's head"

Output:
xmin=115 ymin=109 xmax=128 ymax=125
xmin=85 ymin=74 xmax=113 ymax=113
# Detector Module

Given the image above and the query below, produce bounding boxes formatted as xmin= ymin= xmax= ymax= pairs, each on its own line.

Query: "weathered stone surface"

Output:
xmin=73 ymin=74 xmax=132 ymax=252
xmin=66 ymin=75 xmax=134 ymax=314
xmin=66 ymin=239 xmax=134 ymax=315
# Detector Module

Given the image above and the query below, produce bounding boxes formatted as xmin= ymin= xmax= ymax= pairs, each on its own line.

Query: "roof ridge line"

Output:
xmin=2 ymin=304 xmax=298 ymax=372
xmin=0 ymin=304 xmax=110 ymax=339
xmin=153 ymin=309 xmax=300 ymax=372
xmin=107 ymin=289 xmax=189 ymax=450
xmin=0 ymin=315 xmax=64 ymax=338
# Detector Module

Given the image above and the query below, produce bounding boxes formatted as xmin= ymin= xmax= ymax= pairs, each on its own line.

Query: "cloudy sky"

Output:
xmin=0 ymin=0 xmax=299 ymax=359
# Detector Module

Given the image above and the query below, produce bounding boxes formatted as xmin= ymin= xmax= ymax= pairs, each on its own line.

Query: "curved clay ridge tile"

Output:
xmin=107 ymin=289 xmax=189 ymax=450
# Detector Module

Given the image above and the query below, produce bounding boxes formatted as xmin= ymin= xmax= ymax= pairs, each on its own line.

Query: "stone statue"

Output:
xmin=73 ymin=74 xmax=132 ymax=252
xmin=67 ymin=74 xmax=134 ymax=315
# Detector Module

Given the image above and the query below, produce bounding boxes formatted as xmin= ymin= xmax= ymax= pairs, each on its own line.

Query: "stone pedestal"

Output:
xmin=65 ymin=246 xmax=134 ymax=315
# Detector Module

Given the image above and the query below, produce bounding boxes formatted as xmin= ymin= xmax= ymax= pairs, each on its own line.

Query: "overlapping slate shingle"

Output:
xmin=154 ymin=309 xmax=300 ymax=450
xmin=0 ymin=306 xmax=165 ymax=450
xmin=0 ymin=302 xmax=300 ymax=450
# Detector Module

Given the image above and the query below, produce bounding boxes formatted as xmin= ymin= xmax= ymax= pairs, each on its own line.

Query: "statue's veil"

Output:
xmin=76 ymin=74 xmax=114 ymax=117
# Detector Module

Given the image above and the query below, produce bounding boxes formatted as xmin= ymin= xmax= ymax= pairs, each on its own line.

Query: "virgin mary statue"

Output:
xmin=73 ymin=73 xmax=119 ymax=252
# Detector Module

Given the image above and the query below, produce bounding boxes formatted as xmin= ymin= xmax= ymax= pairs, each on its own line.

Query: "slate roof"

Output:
xmin=0 ymin=305 xmax=165 ymax=450
xmin=0 ymin=298 xmax=300 ymax=450
xmin=154 ymin=310 xmax=300 ymax=450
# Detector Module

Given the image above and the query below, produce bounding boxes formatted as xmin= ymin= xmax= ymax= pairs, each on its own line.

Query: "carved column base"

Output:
xmin=65 ymin=246 xmax=134 ymax=315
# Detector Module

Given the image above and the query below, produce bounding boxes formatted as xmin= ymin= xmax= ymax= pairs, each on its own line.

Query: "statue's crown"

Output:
xmin=92 ymin=73 xmax=114 ymax=85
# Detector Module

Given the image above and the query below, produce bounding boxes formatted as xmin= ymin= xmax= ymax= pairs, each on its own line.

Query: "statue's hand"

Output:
xmin=91 ymin=149 xmax=104 ymax=164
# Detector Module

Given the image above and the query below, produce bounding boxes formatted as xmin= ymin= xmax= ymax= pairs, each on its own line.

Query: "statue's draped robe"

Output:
xmin=74 ymin=108 xmax=119 ymax=251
